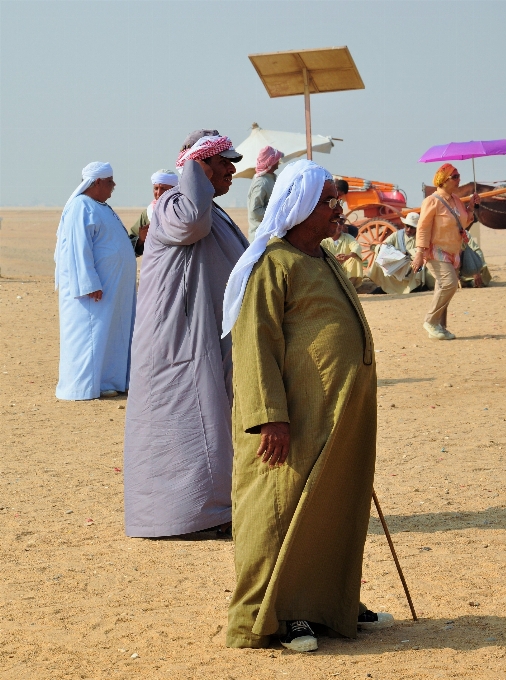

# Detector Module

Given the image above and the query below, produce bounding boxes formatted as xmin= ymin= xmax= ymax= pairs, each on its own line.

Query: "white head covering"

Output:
xmin=400 ymin=211 xmax=420 ymax=228
xmin=151 ymin=169 xmax=178 ymax=186
xmin=63 ymin=161 xmax=113 ymax=211
xmin=222 ymin=159 xmax=332 ymax=337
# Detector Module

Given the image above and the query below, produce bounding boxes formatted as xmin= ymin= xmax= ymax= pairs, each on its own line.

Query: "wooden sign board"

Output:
xmin=248 ymin=46 xmax=364 ymax=98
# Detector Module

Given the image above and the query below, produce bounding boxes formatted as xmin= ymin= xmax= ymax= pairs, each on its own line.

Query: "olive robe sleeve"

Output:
xmin=232 ymin=255 xmax=290 ymax=433
xmin=129 ymin=209 xmax=149 ymax=256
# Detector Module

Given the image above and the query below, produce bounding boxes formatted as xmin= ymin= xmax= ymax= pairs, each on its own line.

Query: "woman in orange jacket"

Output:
xmin=411 ymin=163 xmax=480 ymax=339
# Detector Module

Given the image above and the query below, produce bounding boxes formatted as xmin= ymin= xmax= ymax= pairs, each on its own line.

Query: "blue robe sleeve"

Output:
xmin=64 ymin=200 xmax=103 ymax=298
xmin=154 ymin=161 xmax=215 ymax=246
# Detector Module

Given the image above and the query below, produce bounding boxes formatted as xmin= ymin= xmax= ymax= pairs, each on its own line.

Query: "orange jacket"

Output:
xmin=416 ymin=189 xmax=472 ymax=255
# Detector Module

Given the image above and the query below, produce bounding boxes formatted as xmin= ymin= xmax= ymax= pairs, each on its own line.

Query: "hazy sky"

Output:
xmin=1 ymin=0 xmax=505 ymax=208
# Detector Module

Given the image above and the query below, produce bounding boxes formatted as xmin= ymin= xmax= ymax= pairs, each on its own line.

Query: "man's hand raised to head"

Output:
xmin=195 ymin=159 xmax=214 ymax=181
xmin=257 ymin=422 xmax=290 ymax=468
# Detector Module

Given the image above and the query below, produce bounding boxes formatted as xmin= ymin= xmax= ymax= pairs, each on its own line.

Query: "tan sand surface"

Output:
xmin=1 ymin=210 xmax=506 ymax=679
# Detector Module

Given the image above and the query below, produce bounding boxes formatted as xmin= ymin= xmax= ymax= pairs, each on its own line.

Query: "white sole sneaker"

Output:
xmin=423 ymin=322 xmax=447 ymax=340
xmin=280 ymin=635 xmax=318 ymax=652
xmin=359 ymin=612 xmax=395 ymax=630
xmin=100 ymin=390 xmax=118 ymax=398
xmin=441 ymin=328 xmax=456 ymax=339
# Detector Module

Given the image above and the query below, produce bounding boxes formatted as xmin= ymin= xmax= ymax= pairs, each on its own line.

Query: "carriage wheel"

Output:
xmin=357 ymin=219 xmax=397 ymax=269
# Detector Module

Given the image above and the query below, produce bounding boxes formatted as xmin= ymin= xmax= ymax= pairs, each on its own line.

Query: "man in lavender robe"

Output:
xmin=124 ymin=130 xmax=248 ymax=537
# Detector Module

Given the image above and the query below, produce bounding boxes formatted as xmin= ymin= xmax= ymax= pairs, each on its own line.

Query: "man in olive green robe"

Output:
xmin=222 ymin=160 xmax=392 ymax=652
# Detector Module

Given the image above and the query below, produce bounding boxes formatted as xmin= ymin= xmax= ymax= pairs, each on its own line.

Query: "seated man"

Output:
xmin=459 ymin=235 xmax=492 ymax=287
xmin=321 ymin=219 xmax=364 ymax=289
xmin=129 ymin=169 xmax=178 ymax=256
xmin=368 ymin=212 xmax=424 ymax=294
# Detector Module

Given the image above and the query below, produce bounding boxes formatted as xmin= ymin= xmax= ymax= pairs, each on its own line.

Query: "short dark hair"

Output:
xmin=335 ymin=179 xmax=349 ymax=194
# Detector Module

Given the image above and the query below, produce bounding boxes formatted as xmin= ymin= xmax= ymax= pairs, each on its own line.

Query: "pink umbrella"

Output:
xmin=419 ymin=138 xmax=506 ymax=188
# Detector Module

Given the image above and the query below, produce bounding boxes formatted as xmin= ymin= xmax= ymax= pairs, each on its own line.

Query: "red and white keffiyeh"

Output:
xmin=255 ymin=146 xmax=284 ymax=177
xmin=175 ymin=135 xmax=233 ymax=172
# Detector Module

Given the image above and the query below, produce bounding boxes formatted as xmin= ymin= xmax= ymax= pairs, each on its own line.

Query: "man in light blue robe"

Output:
xmin=54 ymin=162 xmax=137 ymax=400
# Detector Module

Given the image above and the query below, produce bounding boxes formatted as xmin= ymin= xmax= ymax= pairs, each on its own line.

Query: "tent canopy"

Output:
xmin=233 ymin=124 xmax=334 ymax=179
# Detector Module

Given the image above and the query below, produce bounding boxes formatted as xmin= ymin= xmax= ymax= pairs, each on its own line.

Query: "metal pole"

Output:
xmin=302 ymin=67 xmax=312 ymax=160
xmin=472 ymin=157 xmax=476 ymax=192
xmin=372 ymin=488 xmax=418 ymax=621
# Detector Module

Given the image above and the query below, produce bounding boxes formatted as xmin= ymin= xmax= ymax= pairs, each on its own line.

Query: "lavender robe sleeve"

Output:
xmin=155 ymin=161 xmax=215 ymax=245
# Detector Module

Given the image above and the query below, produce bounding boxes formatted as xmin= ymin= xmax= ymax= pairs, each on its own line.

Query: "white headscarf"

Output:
xmin=222 ymin=159 xmax=332 ymax=337
xmin=55 ymin=161 xmax=113 ymax=289
xmin=63 ymin=161 xmax=113 ymax=211
xmin=151 ymin=169 xmax=178 ymax=186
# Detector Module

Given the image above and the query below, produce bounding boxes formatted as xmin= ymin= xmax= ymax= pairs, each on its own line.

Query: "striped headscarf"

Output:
xmin=255 ymin=146 xmax=284 ymax=177
xmin=175 ymin=135 xmax=233 ymax=172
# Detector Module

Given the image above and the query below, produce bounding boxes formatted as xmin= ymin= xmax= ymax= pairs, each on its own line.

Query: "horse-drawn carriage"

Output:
xmin=335 ymin=175 xmax=506 ymax=270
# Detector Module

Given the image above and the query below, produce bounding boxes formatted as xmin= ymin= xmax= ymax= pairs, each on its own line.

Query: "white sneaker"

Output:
xmin=358 ymin=611 xmax=394 ymax=630
xmin=279 ymin=620 xmax=318 ymax=652
xmin=440 ymin=327 xmax=456 ymax=340
xmin=423 ymin=322 xmax=448 ymax=340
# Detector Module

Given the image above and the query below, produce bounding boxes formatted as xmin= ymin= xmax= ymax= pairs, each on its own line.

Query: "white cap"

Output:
xmin=401 ymin=212 xmax=420 ymax=228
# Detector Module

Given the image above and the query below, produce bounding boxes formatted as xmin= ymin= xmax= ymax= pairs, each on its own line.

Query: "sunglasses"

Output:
xmin=449 ymin=174 xmax=460 ymax=180
xmin=319 ymin=198 xmax=343 ymax=209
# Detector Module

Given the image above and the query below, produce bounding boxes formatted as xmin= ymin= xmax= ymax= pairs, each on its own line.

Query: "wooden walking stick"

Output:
xmin=372 ymin=488 xmax=418 ymax=621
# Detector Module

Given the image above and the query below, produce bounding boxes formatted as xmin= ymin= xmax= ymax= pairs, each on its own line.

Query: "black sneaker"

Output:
xmin=279 ymin=620 xmax=318 ymax=652
xmin=358 ymin=609 xmax=394 ymax=630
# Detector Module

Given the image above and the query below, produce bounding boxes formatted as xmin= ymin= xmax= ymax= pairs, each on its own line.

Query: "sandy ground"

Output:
xmin=1 ymin=209 xmax=506 ymax=679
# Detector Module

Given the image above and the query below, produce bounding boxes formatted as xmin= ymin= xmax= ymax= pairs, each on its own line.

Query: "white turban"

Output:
xmin=63 ymin=161 xmax=113 ymax=211
xmin=151 ymin=169 xmax=178 ymax=186
xmin=222 ymin=159 xmax=333 ymax=337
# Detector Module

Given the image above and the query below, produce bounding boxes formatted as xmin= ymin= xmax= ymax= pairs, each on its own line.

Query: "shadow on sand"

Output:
xmin=368 ymin=506 xmax=505 ymax=535
xmin=454 ymin=334 xmax=506 ymax=341
xmin=378 ymin=377 xmax=435 ymax=386
xmin=269 ymin=614 xmax=505 ymax=655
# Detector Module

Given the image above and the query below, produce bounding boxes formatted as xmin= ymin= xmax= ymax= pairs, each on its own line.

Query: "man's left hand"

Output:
xmin=257 ymin=422 xmax=290 ymax=468
xmin=88 ymin=290 xmax=103 ymax=301
xmin=336 ymin=253 xmax=350 ymax=263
